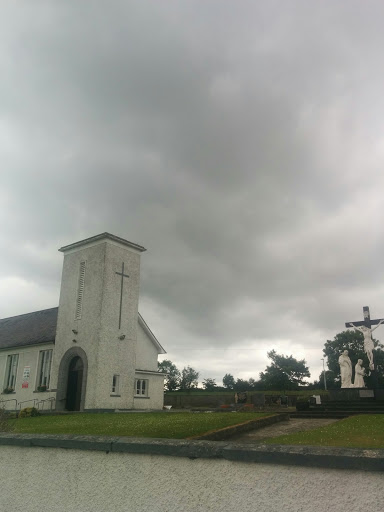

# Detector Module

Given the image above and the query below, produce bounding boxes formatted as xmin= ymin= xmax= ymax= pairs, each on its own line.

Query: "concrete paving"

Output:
xmin=230 ymin=417 xmax=340 ymax=443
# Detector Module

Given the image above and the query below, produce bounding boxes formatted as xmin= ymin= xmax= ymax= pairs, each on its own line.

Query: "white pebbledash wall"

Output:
xmin=1 ymin=446 xmax=383 ymax=512
xmin=133 ymin=371 xmax=166 ymax=409
xmin=0 ymin=343 xmax=55 ymax=411
xmin=136 ymin=320 xmax=159 ymax=371
xmin=51 ymin=238 xmax=143 ymax=410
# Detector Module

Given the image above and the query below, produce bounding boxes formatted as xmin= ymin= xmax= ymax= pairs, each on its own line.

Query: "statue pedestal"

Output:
xmin=329 ymin=388 xmax=383 ymax=401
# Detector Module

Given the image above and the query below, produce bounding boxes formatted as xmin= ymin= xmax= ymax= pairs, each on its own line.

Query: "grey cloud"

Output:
xmin=2 ymin=1 xmax=384 ymax=379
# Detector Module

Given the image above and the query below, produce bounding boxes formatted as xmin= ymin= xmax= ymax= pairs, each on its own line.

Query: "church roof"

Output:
xmin=0 ymin=307 xmax=165 ymax=354
xmin=0 ymin=307 xmax=58 ymax=350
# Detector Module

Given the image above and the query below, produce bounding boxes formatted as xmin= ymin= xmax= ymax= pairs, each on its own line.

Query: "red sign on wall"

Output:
xmin=22 ymin=381 xmax=29 ymax=389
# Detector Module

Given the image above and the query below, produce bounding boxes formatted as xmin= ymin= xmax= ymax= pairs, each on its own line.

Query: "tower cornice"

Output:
xmin=59 ymin=233 xmax=146 ymax=254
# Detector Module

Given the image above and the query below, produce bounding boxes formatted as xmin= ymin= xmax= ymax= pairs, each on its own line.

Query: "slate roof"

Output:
xmin=0 ymin=307 xmax=165 ymax=354
xmin=0 ymin=307 xmax=58 ymax=350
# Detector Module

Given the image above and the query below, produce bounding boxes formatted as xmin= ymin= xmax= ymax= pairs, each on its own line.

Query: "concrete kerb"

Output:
xmin=1 ymin=433 xmax=384 ymax=471
xmin=0 ymin=433 xmax=117 ymax=452
xmin=223 ymin=443 xmax=384 ymax=471
xmin=189 ymin=412 xmax=289 ymax=441
xmin=112 ymin=437 xmax=224 ymax=458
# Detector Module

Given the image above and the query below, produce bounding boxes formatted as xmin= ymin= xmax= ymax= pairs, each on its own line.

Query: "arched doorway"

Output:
xmin=66 ymin=356 xmax=84 ymax=411
xmin=56 ymin=347 xmax=88 ymax=412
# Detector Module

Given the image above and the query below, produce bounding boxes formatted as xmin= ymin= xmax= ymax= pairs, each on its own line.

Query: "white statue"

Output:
xmin=354 ymin=359 xmax=366 ymax=388
xmin=348 ymin=320 xmax=384 ymax=370
xmin=338 ymin=350 xmax=352 ymax=388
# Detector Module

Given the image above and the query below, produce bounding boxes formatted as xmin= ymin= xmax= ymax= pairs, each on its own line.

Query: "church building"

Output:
xmin=0 ymin=233 xmax=166 ymax=412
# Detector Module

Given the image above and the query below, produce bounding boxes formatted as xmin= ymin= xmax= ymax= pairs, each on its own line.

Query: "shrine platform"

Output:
xmin=292 ymin=394 xmax=384 ymax=418
xmin=328 ymin=388 xmax=384 ymax=401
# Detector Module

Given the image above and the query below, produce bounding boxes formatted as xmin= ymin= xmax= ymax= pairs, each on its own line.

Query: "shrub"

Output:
xmin=238 ymin=404 xmax=255 ymax=412
xmin=296 ymin=396 xmax=311 ymax=411
xmin=0 ymin=403 xmax=14 ymax=432
xmin=3 ymin=387 xmax=14 ymax=394
xmin=18 ymin=407 xmax=40 ymax=418
xmin=37 ymin=385 xmax=47 ymax=392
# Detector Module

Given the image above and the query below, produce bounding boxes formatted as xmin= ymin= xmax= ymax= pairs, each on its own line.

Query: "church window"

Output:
xmin=37 ymin=350 xmax=53 ymax=390
xmin=75 ymin=261 xmax=86 ymax=319
xmin=4 ymin=354 xmax=19 ymax=391
xmin=111 ymin=374 xmax=120 ymax=394
xmin=135 ymin=379 xmax=148 ymax=396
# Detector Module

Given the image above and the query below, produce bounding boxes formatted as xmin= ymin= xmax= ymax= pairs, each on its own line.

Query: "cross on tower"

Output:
xmin=115 ymin=262 xmax=129 ymax=329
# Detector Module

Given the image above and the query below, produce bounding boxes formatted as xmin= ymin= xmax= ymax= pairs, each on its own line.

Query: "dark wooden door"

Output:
xmin=66 ymin=357 xmax=83 ymax=411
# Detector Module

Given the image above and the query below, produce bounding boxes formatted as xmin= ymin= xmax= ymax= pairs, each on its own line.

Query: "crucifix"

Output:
xmin=115 ymin=262 xmax=129 ymax=329
xmin=345 ymin=306 xmax=384 ymax=371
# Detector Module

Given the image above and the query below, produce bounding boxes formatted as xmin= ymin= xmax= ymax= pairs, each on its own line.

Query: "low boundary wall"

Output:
xmin=164 ymin=393 xmax=324 ymax=408
xmin=164 ymin=393 xmax=266 ymax=408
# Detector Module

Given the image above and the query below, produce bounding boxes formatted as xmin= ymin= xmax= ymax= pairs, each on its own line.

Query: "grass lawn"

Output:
xmin=10 ymin=412 xmax=272 ymax=439
xmin=266 ymin=414 xmax=384 ymax=449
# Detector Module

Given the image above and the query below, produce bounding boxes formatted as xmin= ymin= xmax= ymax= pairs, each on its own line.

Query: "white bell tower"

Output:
xmin=50 ymin=233 xmax=146 ymax=411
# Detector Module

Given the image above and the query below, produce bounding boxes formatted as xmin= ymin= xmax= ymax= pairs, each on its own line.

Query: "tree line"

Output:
xmin=158 ymin=349 xmax=310 ymax=391
xmin=159 ymin=329 xmax=384 ymax=391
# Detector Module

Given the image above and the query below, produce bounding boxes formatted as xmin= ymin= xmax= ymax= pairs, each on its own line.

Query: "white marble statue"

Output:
xmin=354 ymin=359 xmax=366 ymax=388
xmin=348 ymin=320 xmax=384 ymax=370
xmin=338 ymin=350 xmax=352 ymax=388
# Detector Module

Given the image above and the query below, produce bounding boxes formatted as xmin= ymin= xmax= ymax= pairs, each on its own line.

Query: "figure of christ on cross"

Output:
xmin=115 ymin=262 xmax=129 ymax=329
xmin=345 ymin=306 xmax=384 ymax=370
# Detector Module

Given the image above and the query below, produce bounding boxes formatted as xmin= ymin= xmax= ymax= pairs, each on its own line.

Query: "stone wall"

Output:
xmin=164 ymin=393 xmax=305 ymax=408
xmin=164 ymin=393 xmax=234 ymax=408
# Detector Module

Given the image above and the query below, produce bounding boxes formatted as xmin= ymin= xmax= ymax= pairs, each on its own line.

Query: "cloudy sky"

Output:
xmin=2 ymin=1 xmax=384 ymax=385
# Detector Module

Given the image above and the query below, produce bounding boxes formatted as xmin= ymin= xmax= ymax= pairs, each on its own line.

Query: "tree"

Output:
xmin=319 ymin=370 xmax=338 ymax=389
xmin=259 ymin=350 xmax=310 ymax=390
xmin=222 ymin=373 xmax=235 ymax=390
xmin=202 ymin=378 xmax=217 ymax=391
xmin=180 ymin=366 xmax=199 ymax=390
xmin=158 ymin=359 xmax=181 ymax=391
xmin=233 ymin=378 xmax=250 ymax=392
xmin=323 ymin=330 xmax=384 ymax=387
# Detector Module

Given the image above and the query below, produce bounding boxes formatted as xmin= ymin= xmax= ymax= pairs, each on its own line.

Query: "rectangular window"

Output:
xmin=37 ymin=350 xmax=53 ymax=389
xmin=112 ymin=374 xmax=120 ymax=394
xmin=135 ymin=379 xmax=148 ymax=396
xmin=4 ymin=354 xmax=19 ymax=391
xmin=75 ymin=261 xmax=86 ymax=319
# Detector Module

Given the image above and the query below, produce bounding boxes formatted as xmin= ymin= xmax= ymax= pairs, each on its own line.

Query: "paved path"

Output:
xmin=230 ymin=418 xmax=340 ymax=443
